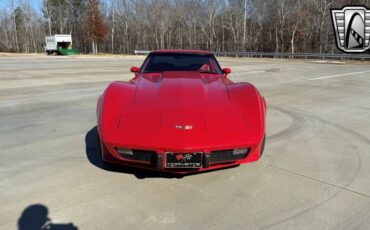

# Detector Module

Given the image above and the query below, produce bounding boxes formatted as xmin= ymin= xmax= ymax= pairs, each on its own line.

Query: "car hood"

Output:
xmin=106 ymin=71 xmax=257 ymax=150
xmin=135 ymin=71 xmax=230 ymax=107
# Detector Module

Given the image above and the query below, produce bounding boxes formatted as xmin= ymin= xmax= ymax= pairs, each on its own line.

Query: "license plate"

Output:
xmin=166 ymin=152 xmax=203 ymax=168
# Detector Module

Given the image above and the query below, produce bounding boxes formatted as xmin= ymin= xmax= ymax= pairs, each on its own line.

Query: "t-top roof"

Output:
xmin=151 ymin=49 xmax=212 ymax=55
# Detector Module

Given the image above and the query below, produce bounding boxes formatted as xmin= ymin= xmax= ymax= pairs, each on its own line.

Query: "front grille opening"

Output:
xmin=117 ymin=149 xmax=157 ymax=164
xmin=210 ymin=149 xmax=250 ymax=164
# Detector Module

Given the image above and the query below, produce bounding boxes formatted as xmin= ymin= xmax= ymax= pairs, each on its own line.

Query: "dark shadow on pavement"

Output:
xmin=85 ymin=126 xmax=238 ymax=179
xmin=18 ymin=204 xmax=78 ymax=230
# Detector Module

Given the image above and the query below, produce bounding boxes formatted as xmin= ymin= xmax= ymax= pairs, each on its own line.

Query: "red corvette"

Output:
xmin=97 ymin=50 xmax=266 ymax=174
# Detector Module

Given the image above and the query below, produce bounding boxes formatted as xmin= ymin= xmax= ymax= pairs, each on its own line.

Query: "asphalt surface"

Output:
xmin=1 ymin=55 xmax=370 ymax=230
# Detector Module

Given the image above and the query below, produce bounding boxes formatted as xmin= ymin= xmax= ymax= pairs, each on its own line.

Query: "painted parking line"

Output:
xmin=309 ymin=70 xmax=370 ymax=80
xmin=231 ymin=70 xmax=265 ymax=75
xmin=231 ymin=65 xmax=335 ymax=76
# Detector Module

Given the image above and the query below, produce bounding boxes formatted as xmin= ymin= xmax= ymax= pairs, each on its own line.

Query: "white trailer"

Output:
xmin=44 ymin=34 xmax=77 ymax=55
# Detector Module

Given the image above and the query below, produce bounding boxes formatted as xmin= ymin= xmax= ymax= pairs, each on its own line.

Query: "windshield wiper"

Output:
xmin=198 ymin=70 xmax=218 ymax=74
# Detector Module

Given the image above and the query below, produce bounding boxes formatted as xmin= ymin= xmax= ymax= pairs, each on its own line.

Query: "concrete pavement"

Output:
xmin=1 ymin=55 xmax=370 ymax=229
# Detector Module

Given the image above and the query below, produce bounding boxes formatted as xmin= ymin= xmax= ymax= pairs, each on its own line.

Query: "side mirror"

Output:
xmin=130 ymin=66 xmax=140 ymax=73
xmin=222 ymin=68 xmax=232 ymax=75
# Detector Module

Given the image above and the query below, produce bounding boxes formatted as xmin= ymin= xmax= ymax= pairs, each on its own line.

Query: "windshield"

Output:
xmin=141 ymin=53 xmax=222 ymax=74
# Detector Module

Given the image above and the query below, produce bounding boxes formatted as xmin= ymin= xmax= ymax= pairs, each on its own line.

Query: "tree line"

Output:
xmin=0 ymin=0 xmax=369 ymax=54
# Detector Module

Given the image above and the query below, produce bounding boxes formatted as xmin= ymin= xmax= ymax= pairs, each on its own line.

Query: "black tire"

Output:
xmin=260 ymin=135 xmax=266 ymax=157
xmin=96 ymin=132 xmax=113 ymax=168
xmin=96 ymin=132 xmax=103 ymax=160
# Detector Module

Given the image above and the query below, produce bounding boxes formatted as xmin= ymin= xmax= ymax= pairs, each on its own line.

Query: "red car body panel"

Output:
xmin=97 ymin=50 xmax=266 ymax=174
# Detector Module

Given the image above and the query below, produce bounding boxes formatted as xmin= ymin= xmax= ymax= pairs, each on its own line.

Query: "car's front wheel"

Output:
xmin=260 ymin=135 xmax=266 ymax=157
xmin=97 ymin=132 xmax=113 ymax=168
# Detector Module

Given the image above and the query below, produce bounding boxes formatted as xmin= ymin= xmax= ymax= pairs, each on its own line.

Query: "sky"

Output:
xmin=0 ymin=0 xmax=112 ymax=13
xmin=0 ymin=0 xmax=42 ymax=12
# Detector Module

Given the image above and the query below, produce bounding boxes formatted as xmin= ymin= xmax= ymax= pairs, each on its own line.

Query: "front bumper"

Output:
xmin=100 ymin=140 xmax=263 ymax=175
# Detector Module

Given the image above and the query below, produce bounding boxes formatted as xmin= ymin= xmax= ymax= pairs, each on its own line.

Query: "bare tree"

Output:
xmin=9 ymin=0 xmax=19 ymax=52
xmin=42 ymin=0 xmax=52 ymax=36
xmin=314 ymin=0 xmax=333 ymax=53
xmin=110 ymin=0 xmax=116 ymax=53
